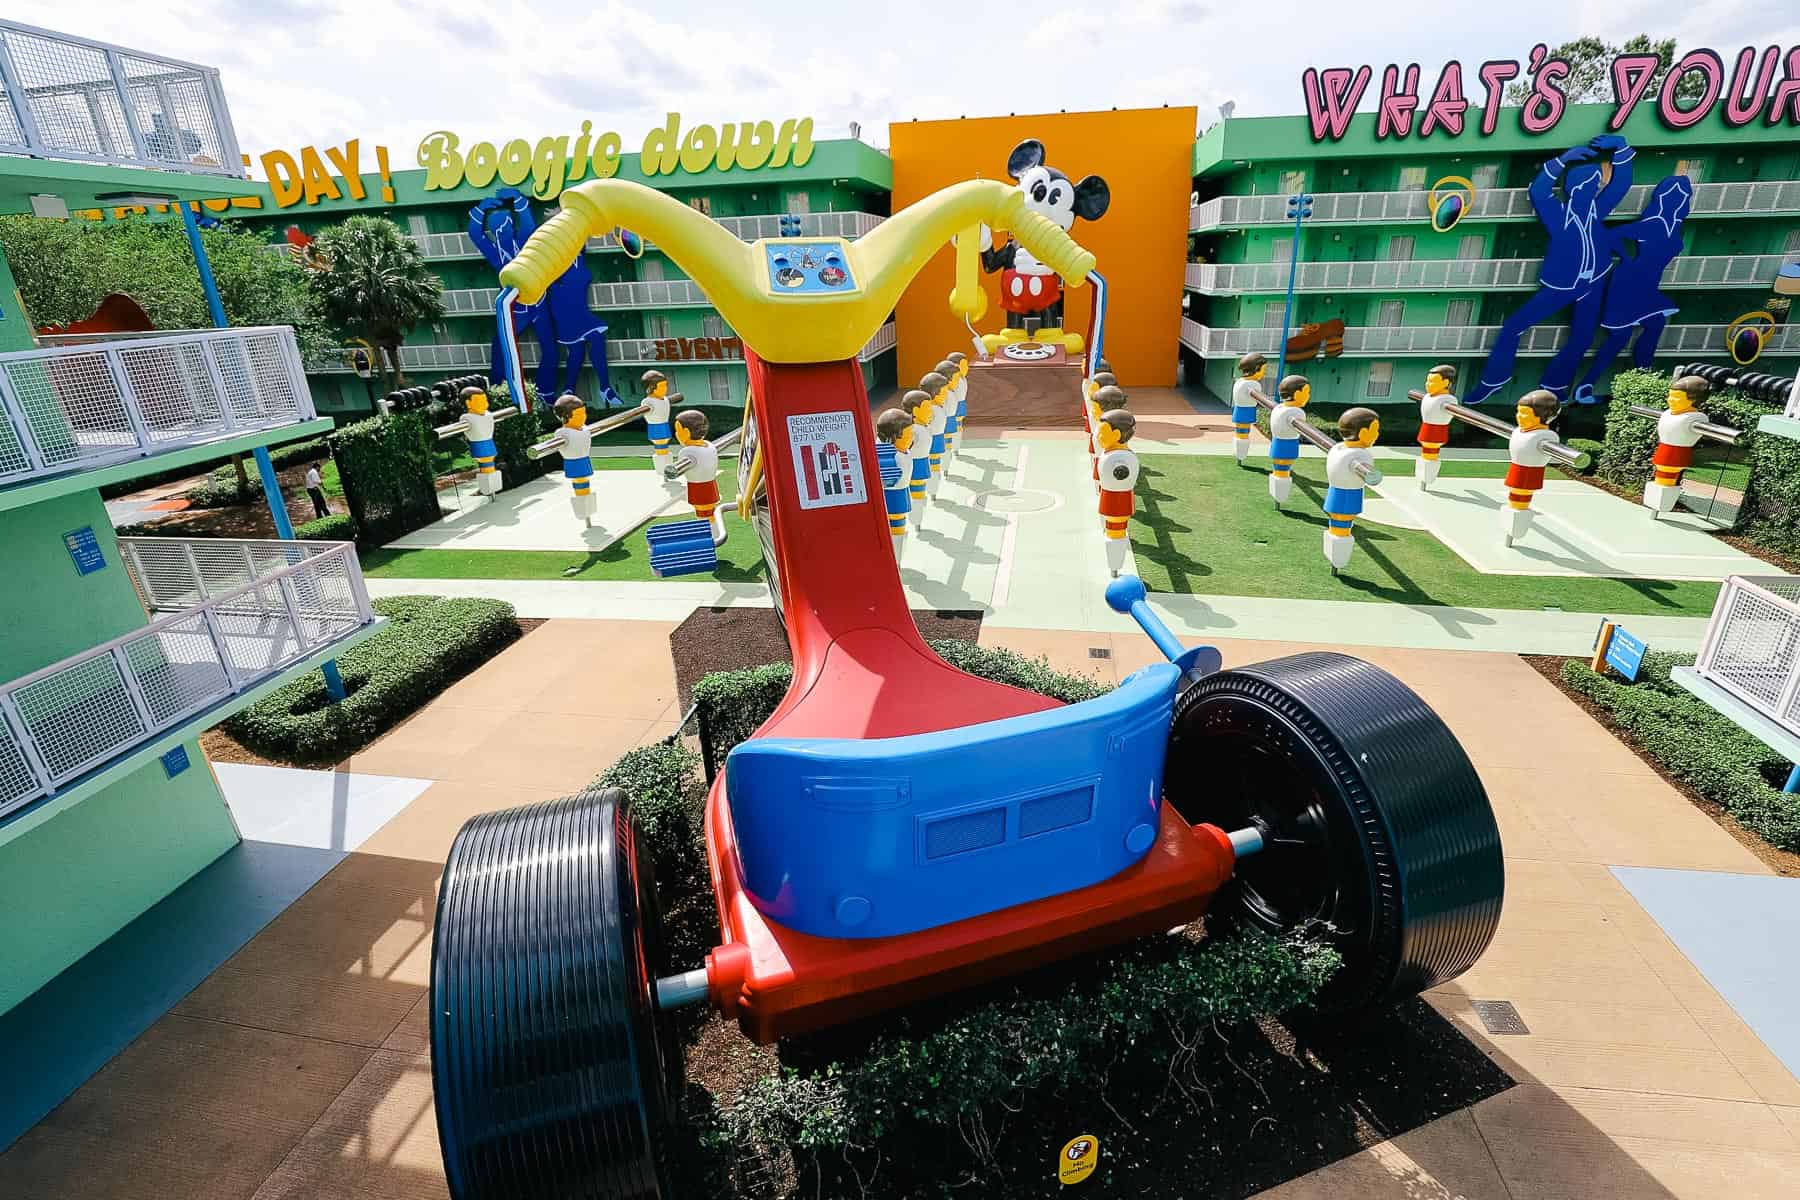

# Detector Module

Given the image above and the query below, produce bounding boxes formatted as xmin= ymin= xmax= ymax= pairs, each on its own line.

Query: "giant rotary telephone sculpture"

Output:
xmin=430 ymin=178 xmax=1506 ymax=1200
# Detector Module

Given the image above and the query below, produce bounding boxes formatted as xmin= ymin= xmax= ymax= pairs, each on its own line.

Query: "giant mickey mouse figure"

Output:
xmin=979 ymin=139 xmax=1110 ymax=355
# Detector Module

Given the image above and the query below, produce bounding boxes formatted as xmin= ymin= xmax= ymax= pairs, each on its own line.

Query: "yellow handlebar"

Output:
xmin=499 ymin=178 xmax=1095 ymax=364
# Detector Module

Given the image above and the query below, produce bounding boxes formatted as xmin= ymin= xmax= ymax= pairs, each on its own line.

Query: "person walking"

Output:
xmin=304 ymin=464 xmax=330 ymax=519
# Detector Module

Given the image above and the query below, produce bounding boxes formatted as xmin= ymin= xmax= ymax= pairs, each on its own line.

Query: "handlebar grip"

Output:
xmin=499 ymin=205 xmax=601 ymax=303
xmin=998 ymin=192 xmax=1096 ymax=284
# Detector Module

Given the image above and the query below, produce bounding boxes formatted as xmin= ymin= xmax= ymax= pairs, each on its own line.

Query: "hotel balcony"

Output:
xmin=0 ymin=536 xmax=379 ymax=832
xmin=309 ymin=320 xmax=899 ymax=374
xmin=1178 ymin=316 xmax=1800 ymax=360
xmin=1184 ymin=253 xmax=1791 ymax=296
xmin=441 ymin=278 xmax=715 ymax=316
xmin=0 ymin=327 xmax=332 ymax=512
xmin=1189 ymin=179 xmax=1800 ymax=233
xmin=411 ymin=210 xmax=887 ymax=261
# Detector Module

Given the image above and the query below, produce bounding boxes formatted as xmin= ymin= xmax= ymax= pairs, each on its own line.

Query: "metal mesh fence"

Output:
xmin=1697 ymin=577 xmax=1800 ymax=735
xmin=1 ymin=540 xmax=371 ymax=820
xmin=0 ymin=327 xmax=315 ymax=484
xmin=0 ymin=19 xmax=241 ymax=173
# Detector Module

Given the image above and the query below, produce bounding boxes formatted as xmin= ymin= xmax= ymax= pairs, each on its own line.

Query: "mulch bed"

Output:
xmin=1523 ymin=653 xmax=1800 ymax=878
xmin=666 ymin=605 xmax=984 ymax=710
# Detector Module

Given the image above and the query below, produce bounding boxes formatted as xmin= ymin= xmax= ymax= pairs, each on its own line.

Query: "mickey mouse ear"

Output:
xmin=1006 ymin=139 xmax=1046 ymax=180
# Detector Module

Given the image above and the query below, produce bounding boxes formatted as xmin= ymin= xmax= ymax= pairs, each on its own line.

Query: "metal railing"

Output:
xmin=1189 ymin=179 xmax=1800 ymax=232
xmin=1177 ymin=317 xmax=1800 ymax=359
xmin=0 ymin=539 xmax=373 ymax=820
xmin=0 ymin=326 xmax=316 ymax=487
xmin=411 ymin=210 xmax=886 ymax=261
xmin=441 ymin=278 xmax=715 ymax=316
xmin=1694 ymin=576 xmax=1800 ymax=737
xmin=309 ymin=322 xmax=897 ymax=374
xmin=1184 ymin=253 xmax=1790 ymax=295
xmin=0 ymin=18 xmax=243 ymax=176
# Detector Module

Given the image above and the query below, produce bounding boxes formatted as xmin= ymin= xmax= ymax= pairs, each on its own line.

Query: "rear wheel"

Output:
xmin=1166 ymin=651 xmax=1503 ymax=1007
xmin=431 ymin=787 xmax=682 ymax=1199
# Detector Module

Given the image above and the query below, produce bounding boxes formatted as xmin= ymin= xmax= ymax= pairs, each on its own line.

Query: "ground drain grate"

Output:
xmin=1471 ymin=1000 xmax=1529 ymax=1035
xmin=1089 ymin=647 xmax=1112 ymax=659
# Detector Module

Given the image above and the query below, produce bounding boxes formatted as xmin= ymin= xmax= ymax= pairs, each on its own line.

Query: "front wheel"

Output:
xmin=1166 ymin=651 xmax=1504 ymax=1008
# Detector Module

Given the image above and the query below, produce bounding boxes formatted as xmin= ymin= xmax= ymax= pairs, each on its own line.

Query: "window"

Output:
xmin=1376 ymin=300 xmax=1405 ymax=327
xmin=639 ymin=257 xmax=665 ymax=282
xmin=406 ymin=214 xmax=428 ymax=238
xmin=703 ymin=314 xmax=727 ymax=338
xmin=1446 ymin=299 xmax=1475 ymax=326
xmin=1785 ymin=229 xmax=1800 ymax=256
xmin=688 ymin=195 xmax=712 ymax=215
xmin=1458 ymin=234 xmax=1485 ymax=260
xmin=1472 ymin=164 xmax=1500 ymax=190
xmin=1278 ymin=169 xmax=1306 ymax=195
xmin=786 ymin=191 xmax=811 ymax=215
xmin=647 ymin=314 xmax=672 ymax=339
xmin=1387 ymin=236 xmax=1415 ymax=262
xmin=1674 ymin=158 xmax=1707 ymax=184
xmin=1398 ymin=166 xmax=1427 ymax=190
xmin=1271 ymin=236 xmax=1293 ymax=263
xmin=1264 ymin=303 xmax=1289 ymax=328
xmin=709 ymin=368 xmax=731 ymax=405
xmin=1366 ymin=362 xmax=1394 ymax=398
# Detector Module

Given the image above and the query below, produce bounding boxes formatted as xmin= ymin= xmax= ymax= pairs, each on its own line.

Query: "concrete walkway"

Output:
xmin=3 ymin=621 xmax=1795 ymax=1198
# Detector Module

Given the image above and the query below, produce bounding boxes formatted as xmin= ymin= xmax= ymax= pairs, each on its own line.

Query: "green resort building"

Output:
xmin=230 ymin=136 xmax=895 ymax=416
xmin=1182 ymin=102 xmax=1800 ymax=406
xmin=0 ymin=21 xmax=378 ymax=1019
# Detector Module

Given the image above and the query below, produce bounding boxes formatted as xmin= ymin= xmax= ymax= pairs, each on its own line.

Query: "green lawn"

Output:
xmin=359 ymin=472 xmax=764 ymax=583
xmin=1131 ymin=454 xmax=1721 ymax=617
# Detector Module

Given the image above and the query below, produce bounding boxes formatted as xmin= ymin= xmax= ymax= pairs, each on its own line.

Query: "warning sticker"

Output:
xmin=1058 ymin=1134 xmax=1099 ymax=1186
xmin=787 ymin=410 xmax=866 ymax=510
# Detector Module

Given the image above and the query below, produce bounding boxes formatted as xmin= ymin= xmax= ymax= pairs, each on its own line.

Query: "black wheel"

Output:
xmin=431 ymin=787 xmax=682 ymax=1200
xmin=1167 ymin=651 xmax=1503 ymax=1008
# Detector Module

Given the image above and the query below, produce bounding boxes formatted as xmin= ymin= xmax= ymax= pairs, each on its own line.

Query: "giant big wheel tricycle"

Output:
xmin=429 ymin=179 xmax=1505 ymax=1199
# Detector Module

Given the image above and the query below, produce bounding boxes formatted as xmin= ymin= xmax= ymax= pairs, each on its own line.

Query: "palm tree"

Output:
xmin=308 ymin=214 xmax=443 ymax=391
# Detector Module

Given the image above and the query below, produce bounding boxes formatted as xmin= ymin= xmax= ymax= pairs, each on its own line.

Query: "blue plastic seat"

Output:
xmin=724 ymin=662 xmax=1182 ymax=938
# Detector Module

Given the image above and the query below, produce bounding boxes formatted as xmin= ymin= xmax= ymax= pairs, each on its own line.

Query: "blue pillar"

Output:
xmin=193 ymin=200 xmax=347 ymax=702
xmin=1785 ymin=764 xmax=1800 ymax=794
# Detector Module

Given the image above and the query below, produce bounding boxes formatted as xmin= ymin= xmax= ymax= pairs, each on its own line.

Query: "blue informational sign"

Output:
xmin=160 ymin=745 xmax=190 ymax=779
xmin=1605 ymin=625 xmax=1648 ymax=682
xmin=64 ymin=526 xmax=106 ymax=576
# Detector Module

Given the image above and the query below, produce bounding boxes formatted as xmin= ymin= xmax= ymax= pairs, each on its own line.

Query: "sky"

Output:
xmin=13 ymin=0 xmax=1799 ymax=163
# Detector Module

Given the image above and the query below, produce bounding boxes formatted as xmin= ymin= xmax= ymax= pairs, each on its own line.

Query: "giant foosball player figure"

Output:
xmin=946 ymin=351 xmax=970 ymax=455
xmin=1415 ymin=363 xmax=1458 ymax=490
xmin=1096 ymin=406 xmax=1140 ymax=578
xmin=673 ymin=406 xmax=722 ymax=536
xmin=1645 ymin=374 xmax=1713 ymax=516
xmin=1267 ymin=373 xmax=1311 ymax=506
xmin=456 ymin=385 xmax=503 ymax=496
xmin=1085 ymin=369 xmax=1117 ymax=489
xmin=1503 ymin=390 xmax=1564 ymax=546
xmin=1231 ymin=352 xmax=1270 ymax=465
xmin=901 ymin=388 xmax=936 ymax=531
xmin=933 ymin=360 xmax=963 ymax=465
xmin=552 ymin=393 xmax=597 ymax=525
xmin=641 ymin=369 xmax=675 ymax=475
xmin=920 ymin=370 xmax=952 ymax=496
xmin=875 ymin=407 xmax=916 ymax=559
xmin=1323 ymin=407 xmax=1385 ymax=573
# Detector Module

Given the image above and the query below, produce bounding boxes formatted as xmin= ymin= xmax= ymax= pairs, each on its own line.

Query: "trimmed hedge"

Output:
xmin=692 ymin=639 xmax=1111 ymax=763
xmin=329 ymin=412 xmax=440 ymax=546
xmin=1561 ymin=651 xmax=1800 ymax=851
xmin=223 ymin=595 xmax=518 ymax=765
xmin=295 ymin=512 xmax=356 ymax=541
xmin=1566 ymin=437 xmax=1604 ymax=476
xmin=185 ymin=471 xmax=254 ymax=508
xmin=593 ymin=741 xmax=716 ymax=974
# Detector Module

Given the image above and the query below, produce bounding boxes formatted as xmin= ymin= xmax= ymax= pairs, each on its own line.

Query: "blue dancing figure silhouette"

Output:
xmin=1468 ymin=135 xmax=1635 ymax=404
xmin=1568 ymin=175 xmax=1695 ymax=404
xmin=469 ymin=188 xmax=622 ymax=408
xmin=468 ymin=191 xmax=558 ymax=399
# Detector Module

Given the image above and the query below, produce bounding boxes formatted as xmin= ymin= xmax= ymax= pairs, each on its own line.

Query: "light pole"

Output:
xmin=1270 ymin=191 xmax=1313 ymax=391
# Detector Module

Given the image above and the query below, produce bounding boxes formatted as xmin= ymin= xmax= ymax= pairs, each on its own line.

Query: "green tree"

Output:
xmin=1504 ymin=35 xmax=1705 ymax=105
xmin=0 ymin=214 xmax=330 ymax=357
xmin=307 ymin=214 xmax=443 ymax=391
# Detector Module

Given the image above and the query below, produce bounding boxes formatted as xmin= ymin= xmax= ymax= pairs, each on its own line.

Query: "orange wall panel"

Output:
xmin=890 ymin=107 xmax=1196 ymax=389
